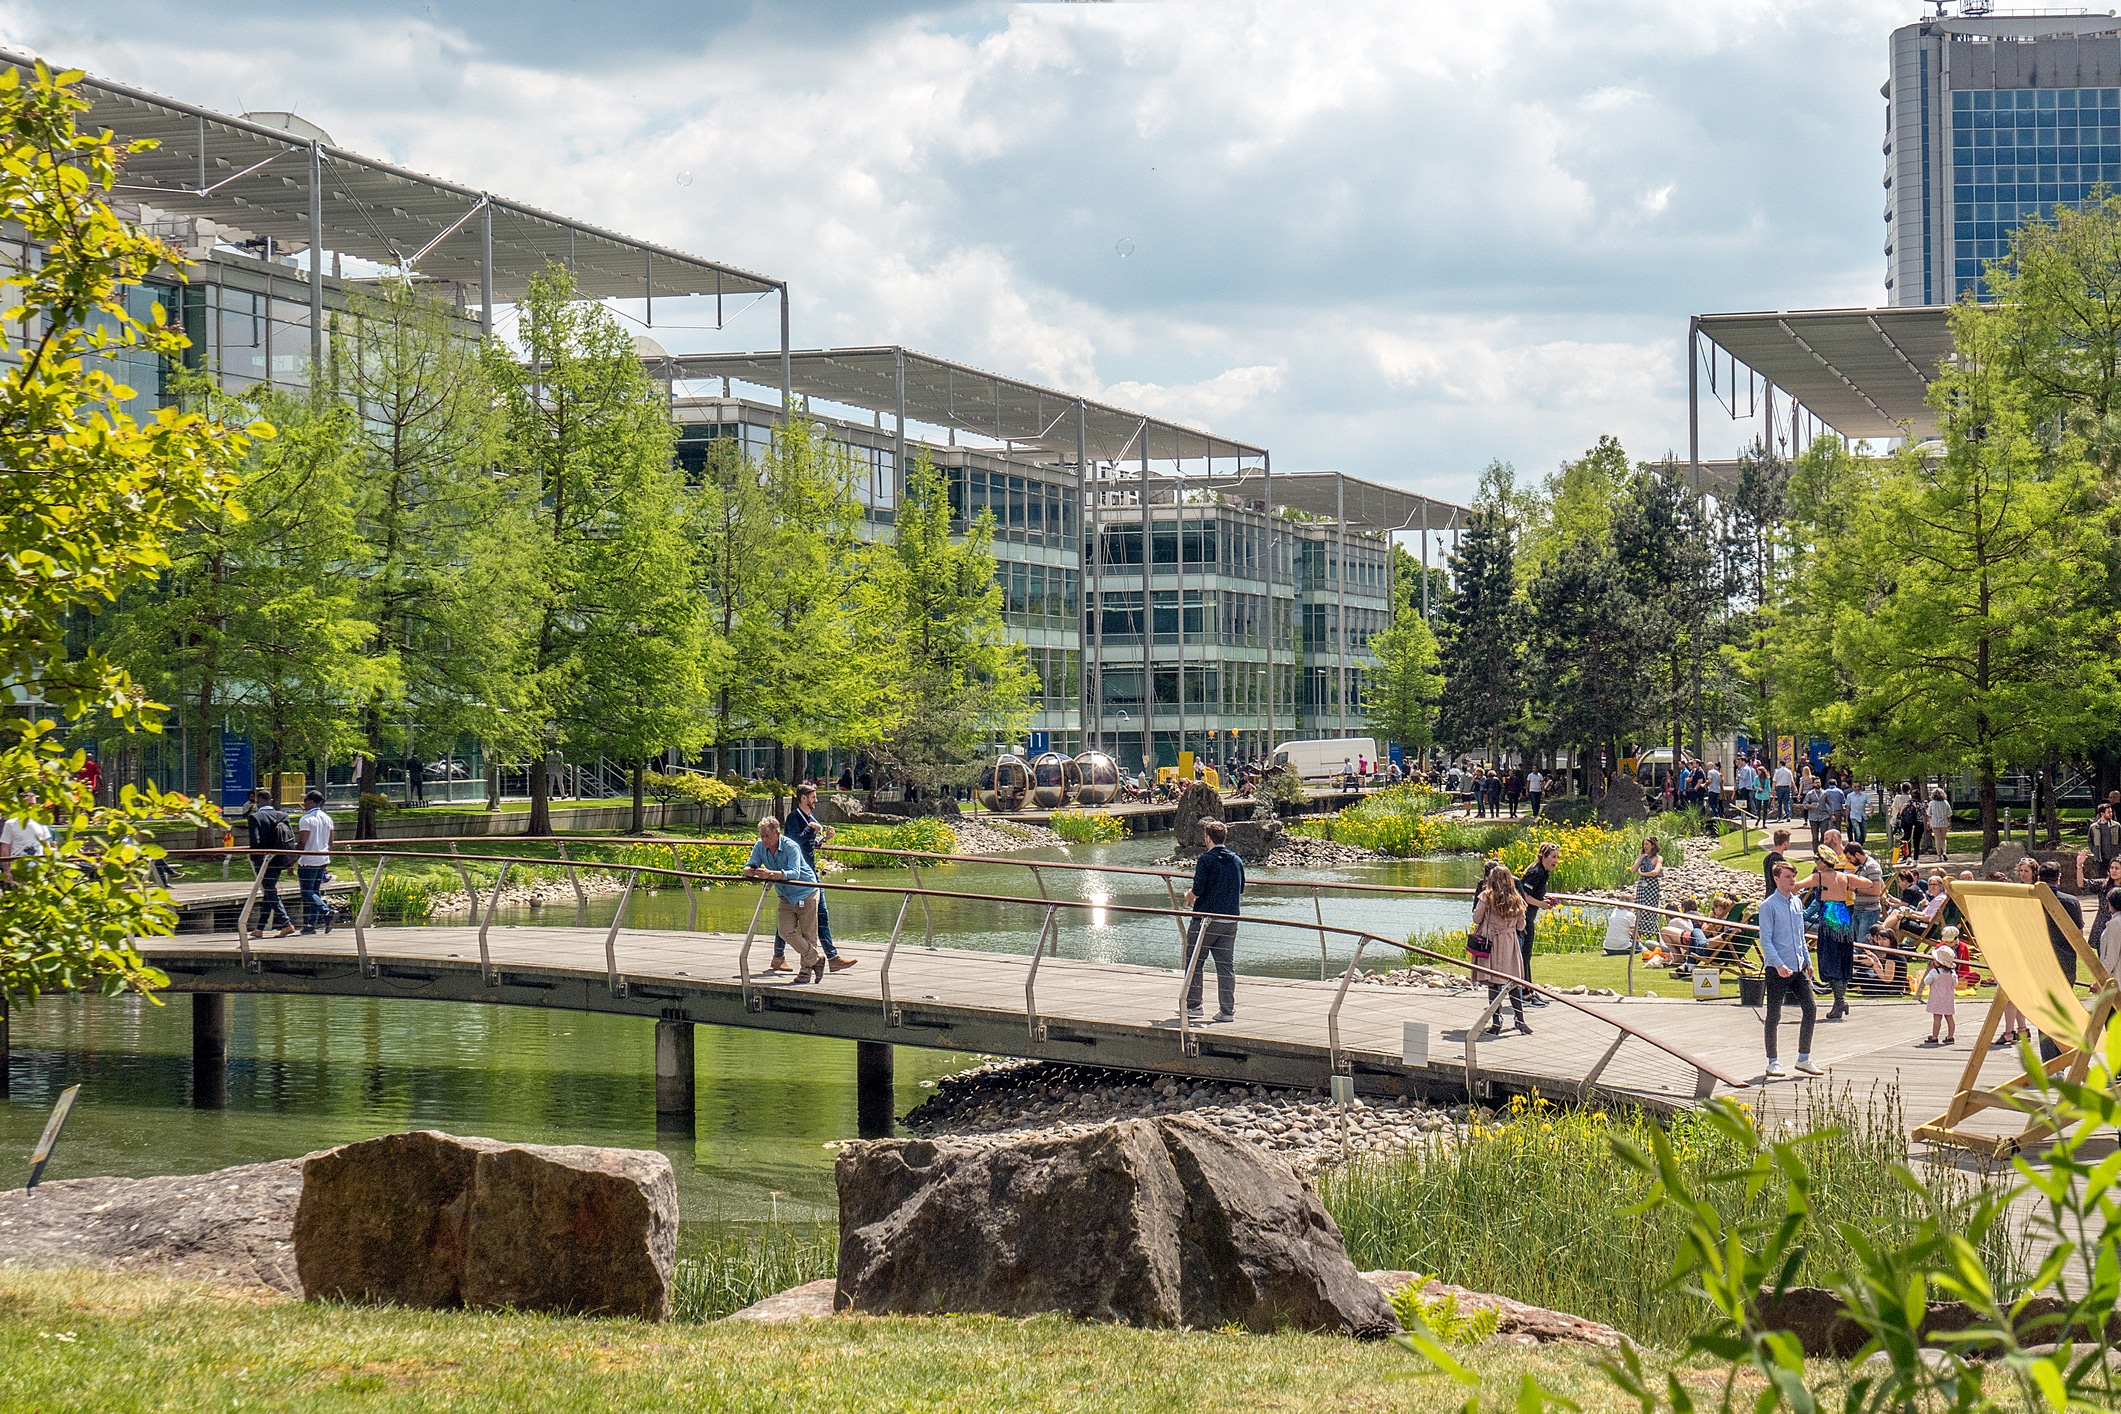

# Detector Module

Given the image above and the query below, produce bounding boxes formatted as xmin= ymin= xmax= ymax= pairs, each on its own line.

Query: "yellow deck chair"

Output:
xmin=1911 ymin=881 xmax=2119 ymax=1158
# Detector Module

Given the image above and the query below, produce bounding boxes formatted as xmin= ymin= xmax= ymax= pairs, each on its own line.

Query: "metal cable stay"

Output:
xmin=163 ymin=839 xmax=1747 ymax=1101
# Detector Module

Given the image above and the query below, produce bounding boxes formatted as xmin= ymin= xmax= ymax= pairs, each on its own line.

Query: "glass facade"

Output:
xmin=1952 ymin=86 xmax=2121 ymax=297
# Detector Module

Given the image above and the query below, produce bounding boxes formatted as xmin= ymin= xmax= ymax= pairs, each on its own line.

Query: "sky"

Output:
xmin=3 ymin=0 xmax=1921 ymax=505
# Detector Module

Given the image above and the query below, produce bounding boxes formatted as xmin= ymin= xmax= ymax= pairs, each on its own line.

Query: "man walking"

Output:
xmin=245 ymin=786 xmax=297 ymax=938
xmin=2088 ymin=801 xmax=2120 ymax=881
xmin=1525 ymin=765 xmax=1544 ymax=819
xmin=1846 ymin=780 xmax=1870 ymax=847
xmin=295 ymin=788 xmax=335 ymax=935
xmin=775 ymin=783 xmax=856 ymax=974
xmin=1802 ymin=779 xmax=1829 ymax=847
xmin=1517 ymin=841 xmax=1560 ymax=1007
xmin=745 ymin=817 xmax=825 ymax=983
xmin=1704 ymin=761 xmax=1723 ymax=820
xmin=1736 ymin=759 xmax=1758 ymax=825
xmin=1183 ymin=818 xmax=1246 ymax=1022
xmin=1759 ymin=861 xmax=1824 ymax=1078
xmin=1772 ymin=760 xmax=1795 ymax=822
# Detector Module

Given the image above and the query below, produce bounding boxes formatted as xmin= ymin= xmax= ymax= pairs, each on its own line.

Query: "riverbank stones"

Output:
xmin=293 ymin=1130 xmax=678 ymax=1321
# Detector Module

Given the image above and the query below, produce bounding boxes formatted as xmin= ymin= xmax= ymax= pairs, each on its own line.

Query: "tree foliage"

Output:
xmin=1432 ymin=497 xmax=1521 ymax=753
xmin=0 ymin=65 xmax=253 ymax=1000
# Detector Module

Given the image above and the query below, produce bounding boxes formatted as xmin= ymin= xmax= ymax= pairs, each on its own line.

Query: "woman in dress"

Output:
xmin=1470 ymin=860 xmax=1531 ymax=1036
xmin=1633 ymin=836 xmax=1665 ymax=945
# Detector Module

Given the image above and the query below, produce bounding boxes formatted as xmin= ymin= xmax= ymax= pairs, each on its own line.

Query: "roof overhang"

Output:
xmin=1144 ymin=468 xmax=1465 ymax=533
xmin=13 ymin=49 xmax=779 ymax=308
xmin=665 ymin=345 xmax=1267 ymax=463
xmin=1694 ymin=306 xmax=1952 ymax=441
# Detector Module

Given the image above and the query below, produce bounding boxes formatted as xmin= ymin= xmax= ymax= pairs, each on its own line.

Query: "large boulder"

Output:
xmin=1222 ymin=816 xmax=1284 ymax=863
xmin=293 ymin=1131 xmax=678 ymax=1321
xmin=1596 ymin=774 xmax=1650 ymax=826
xmin=834 ymin=1117 xmax=1398 ymax=1338
xmin=1173 ymin=782 xmax=1227 ymax=850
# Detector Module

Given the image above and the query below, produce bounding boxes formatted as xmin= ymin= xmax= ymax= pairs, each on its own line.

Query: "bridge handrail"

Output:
xmin=163 ymin=841 xmax=1748 ymax=1094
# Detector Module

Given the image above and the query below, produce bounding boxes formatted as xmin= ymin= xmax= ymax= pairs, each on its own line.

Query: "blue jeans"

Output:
xmin=297 ymin=864 xmax=330 ymax=931
xmin=1775 ymin=786 xmax=1791 ymax=820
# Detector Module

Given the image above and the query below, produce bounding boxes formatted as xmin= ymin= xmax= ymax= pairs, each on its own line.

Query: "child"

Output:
xmin=1920 ymin=936 xmax=1959 ymax=1045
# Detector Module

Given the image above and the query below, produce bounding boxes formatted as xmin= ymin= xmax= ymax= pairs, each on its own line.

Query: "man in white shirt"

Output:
xmin=1705 ymin=763 xmax=1724 ymax=819
xmin=295 ymin=789 xmax=336 ymax=935
xmin=1771 ymin=763 xmax=1795 ymax=822
xmin=1525 ymin=767 xmax=1545 ymax=819
xmin=0 ymin=798 xmax=51 ymax=885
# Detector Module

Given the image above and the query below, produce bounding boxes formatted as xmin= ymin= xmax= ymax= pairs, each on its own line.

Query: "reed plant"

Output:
xmin=669 ymin=1221 xmax=839 ymax=1322
xmin=1049 ymin=809 xmax=1128 ymax=844
xmin=1316 ymin=1084 xmax=2025 ymax=1348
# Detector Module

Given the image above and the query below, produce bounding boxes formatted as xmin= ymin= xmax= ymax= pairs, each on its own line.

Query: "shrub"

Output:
xmin=884 ymin=817 xmax=957 ymax=857
xmin=1261 ymin=766 xmax=1308 ymax=813
xmin=1049 ymin=808 xmax=1127 ymax=843
xmin=644 ymin=771 xmax=737 ymax=809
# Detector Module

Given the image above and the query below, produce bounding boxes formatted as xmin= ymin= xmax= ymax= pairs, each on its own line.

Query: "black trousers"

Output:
xmin=252 ymin=857 xmax=290 ymax=930
xmin=1185 ymin=915 xmax=1238 ymax=1015
xmin=1764 ymin=969 xmax=1816 ymax=1060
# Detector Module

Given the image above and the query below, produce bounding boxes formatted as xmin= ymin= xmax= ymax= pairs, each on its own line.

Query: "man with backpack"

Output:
xmin=244 ymin=786 xmax=298 ymax=937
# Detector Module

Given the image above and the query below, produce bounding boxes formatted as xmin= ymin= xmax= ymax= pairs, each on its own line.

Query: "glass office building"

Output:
xmin=1888 ymin=13 xmax=2121 ymax=305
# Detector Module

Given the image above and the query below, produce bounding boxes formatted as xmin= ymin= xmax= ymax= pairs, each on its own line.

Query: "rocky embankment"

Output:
xmin=894 ymin=1059 xmax=1483 ymax=1177
xmin=953 ymin=816 xmax=1063 ymax=852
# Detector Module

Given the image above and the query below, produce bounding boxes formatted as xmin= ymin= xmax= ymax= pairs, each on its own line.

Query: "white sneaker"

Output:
xmin=1765 ymin=1060 xmax=1788 ymax=1077
xmin=1795 ymin=1060 xmax=1826 ymax=1076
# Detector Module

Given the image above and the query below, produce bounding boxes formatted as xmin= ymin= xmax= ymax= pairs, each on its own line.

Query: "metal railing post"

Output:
xmin=1324 ymin=936 xmax=1367 ymax=1078
xmin=879 ymin=891 xmax=912 ymax=1026
xmin=603 ymin=867 xmax=638 ymax=998
xmin=348 ymin=857 xmax=376 ymax=977
xmin=558 ymin=841 xmax=587 ymax=926
xmin=907 ymin=860 xmax=936 ymax=946
xmin=477 ymin=861 xmax=511 ymax=985
xmin=738 ymin=882 xmax=772 ymax=1012
xmin=669 ymin=842 xmax=696 ymax=930
xmin=234 ymin=860 xmax=262 ymax=972
xmin=447 ymin=841 xmax=480 ymax=920
xmin=1176 ymin=921 xmax=1208 ymax=1057
xmin=1312 ymin=886 xmax=1329 ymax=981
xmin=1023 ymin=904 xmax=1058 ymax=1043
xmin=1161 ymin=875 xmax=1189 ymax=956
xmin=1578 ymin=1032 xmax=1626 ymax=1102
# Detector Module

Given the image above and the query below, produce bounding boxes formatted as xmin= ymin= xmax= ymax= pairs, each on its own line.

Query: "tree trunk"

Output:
xmin=191 ymin=678 xmax=219 ymax=848
xmin=356 ymin=708 xmax=382 ymax=841
xmin=630 ymin=759 xmax=646 ymax=835
xmin=1979 ymin=753 xmax=1999 ymax=858
xmin=529 ymin=752 xmax=552 ymax=836
xmin=2043 ymin=758 xmax=2062 ymax=849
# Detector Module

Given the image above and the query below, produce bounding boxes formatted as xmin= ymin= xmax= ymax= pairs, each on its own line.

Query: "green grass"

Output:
xmin=672 ymin=1222 xmax=837 ymax=1321
xmin=0 ymin=1268 xmax=1633 ymax=1413
xmin=1316 ymin=1085 xmax=2026 ymax=1349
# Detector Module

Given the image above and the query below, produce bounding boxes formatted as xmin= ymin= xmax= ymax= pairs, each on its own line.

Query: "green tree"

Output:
xmin=1432 ymin=497 xmax=1521 ymax=755
xmin=1364 ymin=580 xmax=1442 ymax=762
xmin=486 ymin=266 xmax=703 ymax=835
xmin=0 ymin=64 xmax=252 ymax=1001
xmin=1799 ymin=307 xmax=2121 ymax=850
xmin=867 ymin=452 xmax=1033 ymax=793
xmin=1388 ymin=540 xmax=1449 ymax=622
xmin=1515 ymin=435 xmax=1629 ymax=585
xmin=1609 ymin=463 xmax=1724 ymax=761
xmin=1523 ymin=537 xmax=1653 ymax=797
xmin=336 ymin=280 xmax=519 ymax=836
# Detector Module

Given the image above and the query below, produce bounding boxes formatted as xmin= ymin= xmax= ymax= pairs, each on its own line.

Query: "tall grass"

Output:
xmin=1049 ymin=809 xmax=1128 ymax=844
xmin=1316 ymin=1085 xmax=2024 ymax=1347
xmin=669 ymin=1221 xmax=838 ymax=1322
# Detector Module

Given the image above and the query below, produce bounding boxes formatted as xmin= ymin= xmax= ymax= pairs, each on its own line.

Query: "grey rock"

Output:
xmin=1172 ymin=783 xmax=1227 ymax=851
xmin=724 ymin=1278 xmax=838 ymax=1323
xmin=1363 ymin=1271 xmax=1623 ymax=1347
xmin=0 ymin=1157 xmax=311 ymax=1294
xmin=1222 ymin=817 xmax=1285 ymax=862
xmin=294 ymin=1130 xmax=677 ymax=1321
xmin=835 ymin=1118 xmax=1397 ymax=1337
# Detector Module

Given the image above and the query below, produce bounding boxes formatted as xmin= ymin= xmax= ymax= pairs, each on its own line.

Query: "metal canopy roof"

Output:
xmin=1695 ymin=306 xmax=1953 ymax=440
xmin=1143 ymin=469 xmax=1464 ymax=533
xmin=664 ymin=346 xmax=1268 ymax=462
xmin=12 ymin=49 xmax=778 ymax=306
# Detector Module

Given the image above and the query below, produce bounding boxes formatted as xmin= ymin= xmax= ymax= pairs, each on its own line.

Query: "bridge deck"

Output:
xmin=137 ymin=925 xmax=2005 ymax=1137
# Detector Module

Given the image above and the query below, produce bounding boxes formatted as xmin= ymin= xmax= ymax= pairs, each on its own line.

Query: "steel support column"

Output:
xmin=1336 ymin=472 xmax=1348 ymax=738
xmin=308 ymin=142 xmax=324 ymax=377
xmin=1688 ymin=316 xmax=1700 ymax=493
xmin=479 ymin=198 xmax=494 ymax=341
xmin=779 ymin=285 xmax=793 ymax=419
xmin=1077 ymin=398 xmax=1091 ymax=752
xmin=894 ymin=347 xmax=908 ymax=510
xmin=1140 ymin=431 xmax=1153 ymax=773
xmin=654 ymin=1018 xmax=694 ymax=1126
xmin=1262 ymin=450 xmax=1274 ymax=752
xmin=856 ymin=1040 xmax=895 ymax=1139
xmin=192 ymin=992 xmax=228 ymax=1110
xmin=1420 ymin=499 xmax=1430 ymax=620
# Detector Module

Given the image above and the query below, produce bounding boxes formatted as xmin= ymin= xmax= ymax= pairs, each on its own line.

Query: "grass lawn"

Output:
xmin=0 ymin=1269 xmax=1636 ymax=1414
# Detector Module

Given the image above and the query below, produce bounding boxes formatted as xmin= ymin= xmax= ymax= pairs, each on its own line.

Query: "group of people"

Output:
xmin=1458 ymin=765 xmax=1546 ymax=820
xmin=235 ymin=787 xmax=337 ymax=936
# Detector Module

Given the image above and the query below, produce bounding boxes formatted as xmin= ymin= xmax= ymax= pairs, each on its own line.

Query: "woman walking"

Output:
xmin=1633 ymin=836 xmax=1666 ymax=946
xmin=1470 ymin=861 xmax=1531 ymax=1036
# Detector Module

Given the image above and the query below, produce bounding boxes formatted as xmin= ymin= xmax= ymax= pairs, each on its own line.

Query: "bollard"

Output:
xmin=654 ymin=1018 xmax=695 ymax=1128
xmin=192 ymin=992 xmax=228 ymax=1110
xmin=856 ymin=1041 xmax=895 ymax=1139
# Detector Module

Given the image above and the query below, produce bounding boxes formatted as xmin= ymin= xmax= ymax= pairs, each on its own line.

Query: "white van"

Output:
xmin=1271 ymin=738 xmax=1377 ymax=783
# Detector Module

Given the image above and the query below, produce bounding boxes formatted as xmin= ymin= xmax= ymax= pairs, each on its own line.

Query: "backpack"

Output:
xmin=1898 ymin=801 xmax=1922 ymax=832
xmin=258 ymin=808 xmax=298 ymax=857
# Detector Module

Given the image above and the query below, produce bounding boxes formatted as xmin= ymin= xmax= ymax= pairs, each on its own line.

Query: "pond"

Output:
xmin=0 ymin=838 xmax=1482 ymax=1220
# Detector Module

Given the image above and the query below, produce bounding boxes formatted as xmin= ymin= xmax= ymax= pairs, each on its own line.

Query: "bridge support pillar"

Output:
xmin=192 ymin=993 xmax=228 ymax=1110
xmin=1 ymin=987 xmax=10 ymax=1098
xmin=856 ymin=1041 xmax=894 ymax=1139
xmin=655 ymin=1019 xmax=694 ymax=1127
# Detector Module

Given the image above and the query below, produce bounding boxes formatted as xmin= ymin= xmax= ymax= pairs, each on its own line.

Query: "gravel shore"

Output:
xmin=893 ymin=1058 xmax=1488 ymax=1178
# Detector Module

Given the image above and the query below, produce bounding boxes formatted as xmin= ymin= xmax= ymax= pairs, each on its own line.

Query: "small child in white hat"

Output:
xmin=1920 ymin=933 xmax=1959 ymax=1045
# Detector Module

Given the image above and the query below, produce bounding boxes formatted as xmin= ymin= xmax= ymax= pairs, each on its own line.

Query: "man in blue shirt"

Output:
xmin=745 ymin=817 xmax=825 ymax=983
xmin=1183 ymin=819 xmax=1246 ymax=1022
xmin=1758 ymin=861 xmax=1824 ymax=1078
xmin=774 ymin=783 xmax=855 ymax=975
